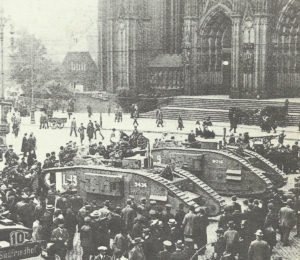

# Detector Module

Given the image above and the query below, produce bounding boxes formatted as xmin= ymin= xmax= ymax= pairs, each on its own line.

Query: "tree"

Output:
xmin=10 ymin=31 xmax=69 ymax=99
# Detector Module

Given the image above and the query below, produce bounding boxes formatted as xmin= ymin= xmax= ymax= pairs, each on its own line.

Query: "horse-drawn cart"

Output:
xmin=49 ymin=117 xmax=67 ymax=129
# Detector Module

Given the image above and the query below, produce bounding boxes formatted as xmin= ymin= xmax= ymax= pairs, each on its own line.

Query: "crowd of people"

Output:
xmin=0 ymin=103 xmax=299 ymax=260
xmin=227 ymin=130 xmax=300 ymax=174
xmin=1 ymin=148 xmax=298 ymax=260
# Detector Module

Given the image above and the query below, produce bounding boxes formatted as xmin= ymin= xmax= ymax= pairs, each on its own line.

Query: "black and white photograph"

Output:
xmin=0 ymin=0 xmax=299 ymax=259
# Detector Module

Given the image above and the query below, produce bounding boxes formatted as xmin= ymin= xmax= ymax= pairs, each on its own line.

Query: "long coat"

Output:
xmin=21 ymin=137 xmax=28 ymax=153
xmin=278 ymin=206 xmax=296 ymax=228
xmin=182 ymin=211 xmax=196 ymax=236
xmin=248 ymin=239 xmax=271 ymax=260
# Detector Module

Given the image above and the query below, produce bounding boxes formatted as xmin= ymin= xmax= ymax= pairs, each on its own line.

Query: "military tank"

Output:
xmin=151 ymin=137 xmax=287 ymax=197
xmin=43 ymin=154 xmax=225 ymax=217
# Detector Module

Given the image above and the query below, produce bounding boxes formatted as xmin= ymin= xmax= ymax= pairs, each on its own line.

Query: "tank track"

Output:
xmin=172 ymin=167 xmax=226 ymax=209
xmin=243 ymin=149 xmax=288 ymax=186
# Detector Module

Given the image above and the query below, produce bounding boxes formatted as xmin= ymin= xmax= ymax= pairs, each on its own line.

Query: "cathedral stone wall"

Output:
xmin=98 ymin=0 xmax=300 ymax=99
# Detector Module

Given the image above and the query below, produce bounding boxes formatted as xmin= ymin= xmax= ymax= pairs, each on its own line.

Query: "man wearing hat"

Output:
xmin=142 ymin=227 xmax=157 ymax=260
xmin=99 ymin=200 xmax=111 ymax=218
xmin=229 ymin=196 xmax=241 ymax=213
xmin=162 ymin=204 xmax=174 ymax=225
xmin=122 ymin=199 xmax=136 ymax=232
xmin=112 ymin=229 xmax=129 ymax=258
xmin=181 ymin=238 xmax=197 ymax=260
xmin=278 ymin=199 xmax=296 ymax=246
xmin=167 ymin=219 xmax=181 ymax=244
xmin=170 ymin=240 xmax=184 ymax=259
xmin=95 ymin=246 xmax=111 ymax=260
xmin=80 ymin=216 xmax=95 ymax=260
xmin=4 ymin=145 xmax=19 ymax=166
xmin=213 ymin=228 xmax=226 ymax=260
xmin=223 ymin=221 xmax=239 ymax=255
xmin=51 ymin=219 xmax=69 ymax=260
xmin=248 ymin=230 xmax=271 ymax=260
xmin=182 ymin=206 xmax=196 ymax=240
xmin=128 ymin=237 xmax=145 ymax=260
xmin=158 ymin=241 xmax=172 ymax=260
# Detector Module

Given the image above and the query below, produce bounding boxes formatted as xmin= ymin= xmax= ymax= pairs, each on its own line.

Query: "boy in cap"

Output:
xmin=213 ymin=228 xmax=226 ymax=260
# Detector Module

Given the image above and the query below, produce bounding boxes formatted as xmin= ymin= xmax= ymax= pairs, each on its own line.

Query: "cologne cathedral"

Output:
xmin=98 ymin=0 xmax=300 ymax=99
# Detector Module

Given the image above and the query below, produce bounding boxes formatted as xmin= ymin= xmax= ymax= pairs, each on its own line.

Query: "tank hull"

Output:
xmin=152 ymin=148 xmax=273 ymax=197
xmin=43 ymin=164 xmax=225 ymax=216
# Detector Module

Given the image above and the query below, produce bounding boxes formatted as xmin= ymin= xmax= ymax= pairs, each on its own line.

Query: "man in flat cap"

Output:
xmin=158 ymin=240 xmax=172 ymax=260
xmin=213 ymin=228 xmax=226 ymax=260
xmin=95 ymin=246 xmax=111 ymax=260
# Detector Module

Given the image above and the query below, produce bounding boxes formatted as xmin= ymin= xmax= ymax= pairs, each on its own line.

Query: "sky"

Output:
xmin=3 ymin=0 xmax=98 ymax=62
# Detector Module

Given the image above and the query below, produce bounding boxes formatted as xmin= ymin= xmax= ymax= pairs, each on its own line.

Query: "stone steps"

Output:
xmin=140 ymin=96 xmax=300 ymax=126
xmin=170 ymin=97 xmax=300 ymax=114
xmin=140 ymin=107 xmax=299 ymax=125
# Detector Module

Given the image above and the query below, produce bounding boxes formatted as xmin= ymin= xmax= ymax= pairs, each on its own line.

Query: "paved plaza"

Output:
xmin=7 ymin=110 xmax=300 ymax=260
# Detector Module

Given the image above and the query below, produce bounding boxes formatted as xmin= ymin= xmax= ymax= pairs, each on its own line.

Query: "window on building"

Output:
xmin=71 ymin=62 xmax=87 ymax=71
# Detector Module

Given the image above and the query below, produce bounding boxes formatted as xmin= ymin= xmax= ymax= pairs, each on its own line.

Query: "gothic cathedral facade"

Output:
xmin=98 ymin=0 xmax=300 ymax=99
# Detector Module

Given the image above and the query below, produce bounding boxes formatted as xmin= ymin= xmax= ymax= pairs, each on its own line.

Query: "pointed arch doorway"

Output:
xmin=197 ymin=7 xmax=232 ymax=95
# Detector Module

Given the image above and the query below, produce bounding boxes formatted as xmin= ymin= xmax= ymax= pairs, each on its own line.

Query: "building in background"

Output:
xmin=62 ymin=51 xmax=98 ymax=92
xmin=98 ymin=0 xmax=300 ymax=99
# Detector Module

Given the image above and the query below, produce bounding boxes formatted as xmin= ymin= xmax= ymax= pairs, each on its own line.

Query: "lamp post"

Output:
xmin=0 ymin=6 xmax=7 ymax=100
xmin=30 ymin=37 xmax=35 ymax=124
xmin=0 ymin=4 xmax=11 ymax=155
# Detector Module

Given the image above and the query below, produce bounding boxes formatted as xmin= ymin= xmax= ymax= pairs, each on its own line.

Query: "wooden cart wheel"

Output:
xmin=51 ymin=121 xmax=57 ymax=129
xmin=58 ymin=122 xmax=64 ymax=129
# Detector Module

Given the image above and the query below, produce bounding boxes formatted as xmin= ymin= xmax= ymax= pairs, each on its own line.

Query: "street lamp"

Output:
xmin=30 ymin=37 xmax=35 ymax=124
xmin=0 ymin=5 xmax=12 ymax=154
xmin=0 ymin=6 xmax=8 ymax=100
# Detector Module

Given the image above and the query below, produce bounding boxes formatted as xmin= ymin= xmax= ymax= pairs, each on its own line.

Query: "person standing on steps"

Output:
xmin=157 ymin=109 xmax=164 ymax=127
